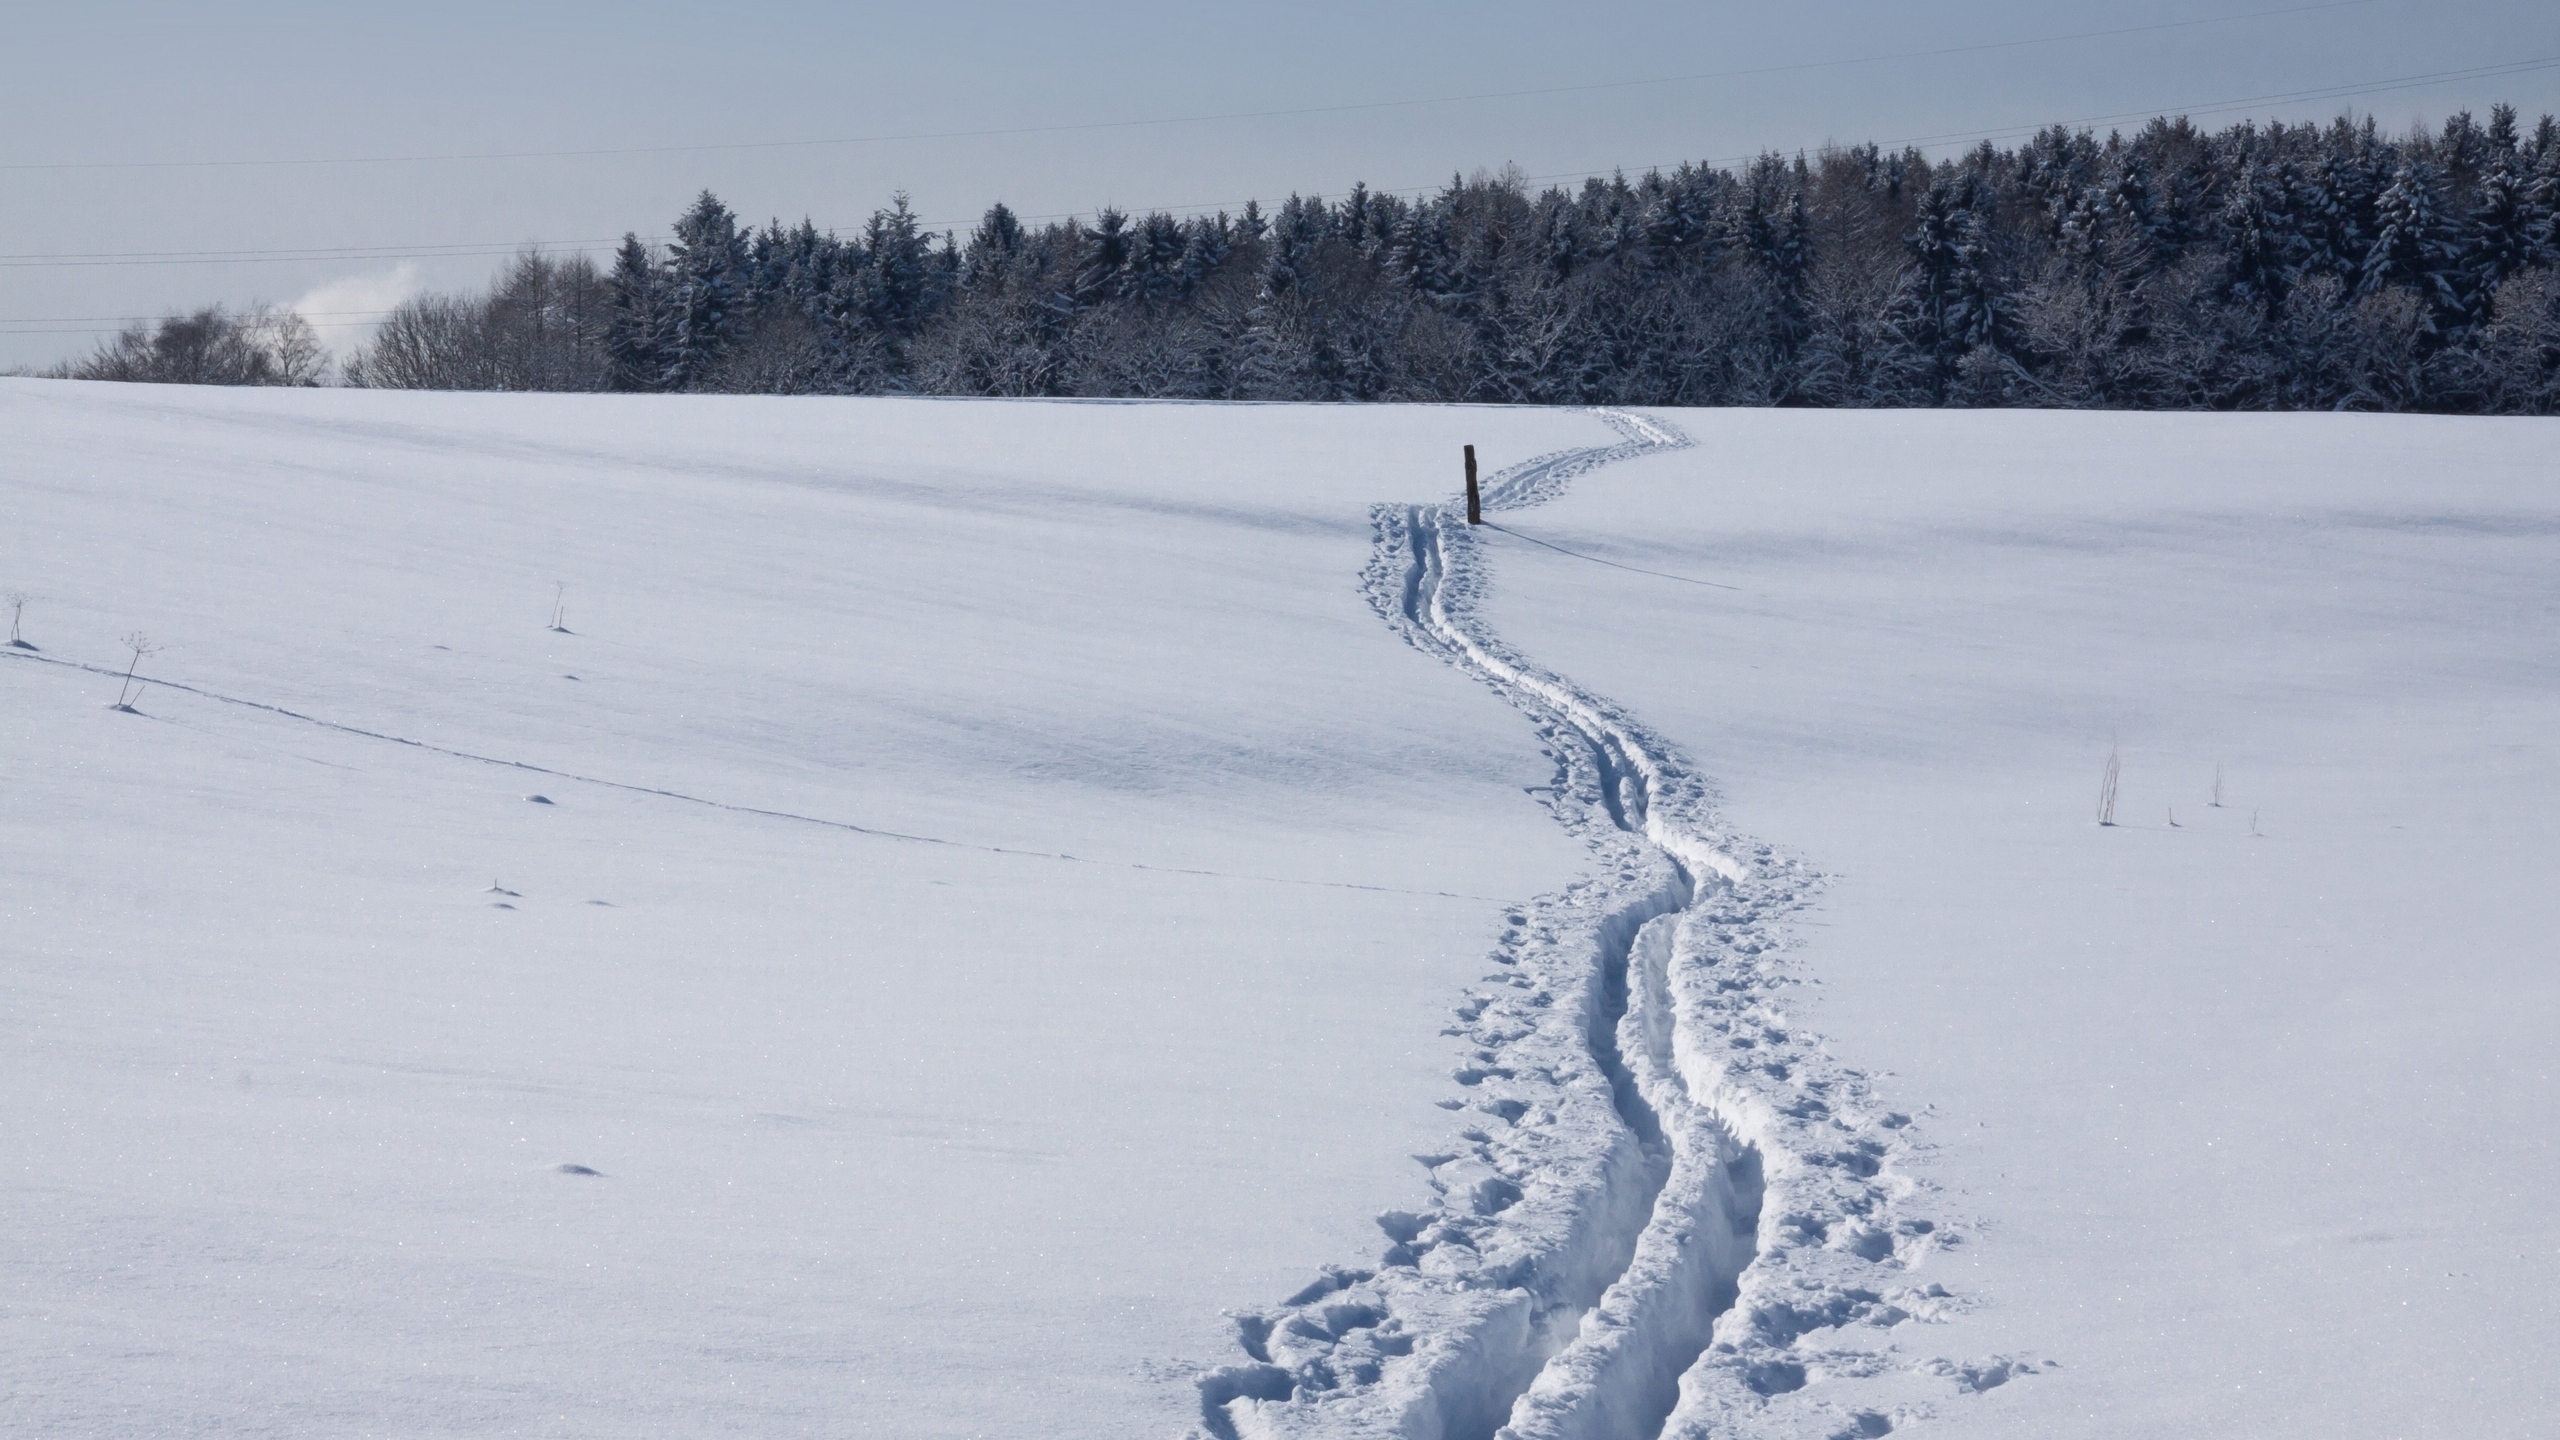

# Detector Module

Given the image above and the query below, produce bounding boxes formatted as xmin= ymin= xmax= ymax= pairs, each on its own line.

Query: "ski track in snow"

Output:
xmin=1198 ymin=411 xmax=1994 ymax=1440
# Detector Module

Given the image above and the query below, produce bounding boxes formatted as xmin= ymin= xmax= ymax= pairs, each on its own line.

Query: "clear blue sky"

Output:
xmin=5 ymin=0 xmax=2558 ymax=369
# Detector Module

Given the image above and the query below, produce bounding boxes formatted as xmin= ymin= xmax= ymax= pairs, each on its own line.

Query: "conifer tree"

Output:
xmin=1178 ymin=215 xmax=1232 ymax=291
xmin=2463 ymin=160 xmax=2538 ymax=306
xmin=605 ymin=234 xmax=669 ymax=392
xmin=1075 ymin=209 xmax=1133 ymax=304
xmin=662 ymin=191 xmax=749 ymax=389
xmin=2363 ymin=160 xmax=2469 ymax=335
xmin=1884 ymin=178 xmax=2009 ymax=399
xmin=859 ymin=195 xmax=936 ymax=336
xmin=1261 ymin=196 xmax=1327 ymax=298
xmin=1129 ymin=212 xmax=1188 ymax=302
xmin=962 ymin=203 xmax=1027 ymax=288
xmin=2223 ymin=160 xmax=2300 ymax=318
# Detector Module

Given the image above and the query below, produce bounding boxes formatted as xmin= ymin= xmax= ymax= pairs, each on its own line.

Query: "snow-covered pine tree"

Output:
xmin=1260 ymin=196 xmax=1327 ymax=299
xmin=781 ymin=220 xmax=841 ymax=313
xmin=744 ymin=222 xmax=787 ymax=318
xmin=1738 ymin=176 xmax=1811 ymax=360
xmin=1388 ymin=202 xmax=1452 ymax=297
xmin=661 ymin=191 xmax=749 ymax=389
xmin=1882 ymin=177 xmax=2010 ymax=401
xmin=1178 ymin=214 xmax=1232 ymax=292
xmin=1537 ymin=191 xmax=1584 ymax=281
xmin=1337 ymin=184 xmax=1374 ymax=256
xmin=1129 ymin=212 xmax=1188 ymax=303
xmin=859 ymin=195 xmax=936 ymax=337
xmin=1655 ymin=163 xmax=1726 ymax=265
xmin=2222 ymin=159 xmax=2301 ymax=318
xmin=2437 ymin=109 xmax=2489 ymax=191
xmin=2487 ymin=103 xmax=2522 ymax=160
xmin=963 ymin=203 xmax=1026 ymax=288
xmin=2296 ymin=148 xmax=2369 ymax=283
xmin=2363 ymin=159 xmax=2470 ymax=336
xmin=605 ymin=234 xmax=669 ymax=392
xmin=1075 ymin=209 xmax=1133 ymax=305
xmin=2462 ymin=159 xmax=2538 ymax=311
xmin=2521 ymin=145 xmax=2560 ymax=270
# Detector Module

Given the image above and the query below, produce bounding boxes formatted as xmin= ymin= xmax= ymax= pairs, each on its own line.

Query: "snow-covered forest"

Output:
xmin=62 ymin=105 xmax=2560 ymax=410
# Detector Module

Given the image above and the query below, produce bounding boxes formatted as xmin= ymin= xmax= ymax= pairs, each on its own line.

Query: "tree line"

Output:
xmin=56 ymin=303 xmax=329 ymax=387
xmin=57 ymin=105 xmax=2560 ymax=411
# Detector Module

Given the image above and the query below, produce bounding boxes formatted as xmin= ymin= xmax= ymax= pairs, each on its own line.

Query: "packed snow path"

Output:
xmin=1200 ymin=413 xmax=1962 ymax=1440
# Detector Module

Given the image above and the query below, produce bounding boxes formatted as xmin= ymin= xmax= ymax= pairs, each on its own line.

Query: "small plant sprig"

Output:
xmin=4 ymin=590 xmax=30 ymax=649
xmin=548 ymin=582 xmax=570 ymax=633
xmin=111 ymin=632 xmax=157 ymax=712
xmin=2096 ymin=744 xmax=2121 ymax=827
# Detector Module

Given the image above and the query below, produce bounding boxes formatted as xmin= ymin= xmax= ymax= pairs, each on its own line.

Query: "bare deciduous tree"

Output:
xmin=74 ymin=305 xmax=327 ymax=386
xmin=344 ymin=251 xmax=611 ymax=392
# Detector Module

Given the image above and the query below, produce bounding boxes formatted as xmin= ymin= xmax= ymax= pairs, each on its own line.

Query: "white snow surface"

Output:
xmin=6 ymin=383 xmax=2557 ymax=1439
xmin=1473 ymin=409 xmax=2560 ymax=1438
xmin=2 ymin=383 xmax=1601 ymax=1438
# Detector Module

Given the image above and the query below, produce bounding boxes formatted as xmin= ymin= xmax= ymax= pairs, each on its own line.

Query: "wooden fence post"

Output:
xmin=1464 ymin=444 xmax=1481 ymax=524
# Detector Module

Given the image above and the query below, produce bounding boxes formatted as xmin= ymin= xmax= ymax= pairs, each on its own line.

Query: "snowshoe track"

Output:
xmin=1198 ymin=411 xmax=1961 ymax=1440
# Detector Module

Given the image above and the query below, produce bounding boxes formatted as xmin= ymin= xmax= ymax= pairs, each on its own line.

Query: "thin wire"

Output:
xmin=0 ymin=320 xmax=391 ymax=335
xmin=4 ymin=307 xmax=403 ymax=323
xmin=1 ymin=44 xmax=2552 ymax=288
xmin=0 ymin=0 xmax=2385 ymax=173
xmin=1482 ymin=523 xmax=1742 ymax=591
xmin=0 ymin=239 xmax=631 ymax=263
xmin=1122 ymin=54 xmax=2560 ymax=225
xmin=0 ymin=242 xmax=629 ymax=271
xmin=0 ymin=648 xmax=1509 ymax=904
xmin=1718 ymin=53 xmax=2560 ymax=160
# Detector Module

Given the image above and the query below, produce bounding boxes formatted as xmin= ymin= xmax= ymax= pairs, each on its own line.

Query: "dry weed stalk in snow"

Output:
xmin=111 ymin=632 xmax=157 ymax=712
xmin=2097 ymin=744 xmax=2121 ymax=827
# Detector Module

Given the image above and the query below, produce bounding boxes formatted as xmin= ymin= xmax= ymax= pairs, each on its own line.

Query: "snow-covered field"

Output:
xmin=1477 ymin=411 xmax=2560 ymax=1439
xmin=4 ymin=382 xmax=2553 ymax=1439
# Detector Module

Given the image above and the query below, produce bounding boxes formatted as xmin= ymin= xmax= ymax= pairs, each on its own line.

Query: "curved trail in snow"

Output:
xmin=1200 ymin=412 xmax=1963 ymax=1440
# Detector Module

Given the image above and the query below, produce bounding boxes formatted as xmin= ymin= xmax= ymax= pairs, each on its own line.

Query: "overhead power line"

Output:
xmin=0 ymin=0 xmax=2384 ymax=173
xmin=955 ymin=54 xmax=2560 ymax=229
xmin=0 ymin=239 xmax=630 ymax=264
xmin=0 ymin=319 xmax=391 ymax=337
xmin=1555 ymin=52 xmax=2560 ymax=189
xmin=0 ymin=307 xmax=405 ymax=337
xmin=0 ymin=42 xmax=2553 ymax=304
xmin=0 ymin=241 xmax=633 ymax=270
xmin=4 ymin=308 xmax=404 ymax=323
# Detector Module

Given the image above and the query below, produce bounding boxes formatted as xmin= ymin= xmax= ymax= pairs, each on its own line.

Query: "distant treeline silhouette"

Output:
xmin=66 ymin=106 xmax=2560 ymax=411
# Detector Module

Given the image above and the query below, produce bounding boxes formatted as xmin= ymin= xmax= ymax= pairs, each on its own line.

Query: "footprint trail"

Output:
xmin=1198 ymin=411 xmax=1974 ymax=1440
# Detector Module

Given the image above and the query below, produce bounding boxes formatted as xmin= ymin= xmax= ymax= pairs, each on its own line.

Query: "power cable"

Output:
xmin=1 ymin=41 xmax=2552 ymax=312
xmin=0 ymin=0 xmax=2386 ymax=173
